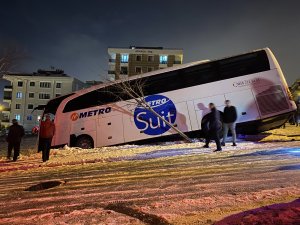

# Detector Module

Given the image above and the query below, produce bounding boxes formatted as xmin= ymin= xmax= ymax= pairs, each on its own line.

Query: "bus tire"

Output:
xmin=75 ymin=135 xmax=94 ymax=149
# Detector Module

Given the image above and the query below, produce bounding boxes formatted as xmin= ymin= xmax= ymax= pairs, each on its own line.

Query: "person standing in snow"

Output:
xmin=39 ymin=114 xmax=55 ymax=162
xmin=6 ymin=119 xmax=25 ymax=161
xmin=221 ymin=100 xmax=238 ymax=146
xmin=203 ymin=103 xmax=222 ymax=152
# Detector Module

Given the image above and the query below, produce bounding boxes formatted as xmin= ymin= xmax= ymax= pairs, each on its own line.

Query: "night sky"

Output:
xmin=1 ymin=0 xmax=300 ymax=84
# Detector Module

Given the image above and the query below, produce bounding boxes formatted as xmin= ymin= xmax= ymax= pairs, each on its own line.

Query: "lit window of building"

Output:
xmin=120 ymin=54 xmax=129 ymax=63
xmin=15 ymin=114 xmax=21 ymax=121
xmin=160 ymin=55 xmax=168 ymax=64
xmin=16 ymin=92 xmax=22 ymax=99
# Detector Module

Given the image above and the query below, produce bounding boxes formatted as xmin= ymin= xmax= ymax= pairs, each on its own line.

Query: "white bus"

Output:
xmin=38 ymin=48 xmax=296 ymax=148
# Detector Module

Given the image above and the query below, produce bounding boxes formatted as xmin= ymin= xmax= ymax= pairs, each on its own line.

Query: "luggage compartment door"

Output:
xmin=225 ymin=89 xmax=260 ymax=123
xmin=98 ymin=115 xmax=124 ymax=146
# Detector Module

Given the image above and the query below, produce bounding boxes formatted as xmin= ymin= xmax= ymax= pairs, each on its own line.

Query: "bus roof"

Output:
xmin=55 ymin=48 xmax=270 ymax=100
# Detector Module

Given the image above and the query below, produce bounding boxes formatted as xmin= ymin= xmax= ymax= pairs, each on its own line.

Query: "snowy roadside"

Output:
xmin=0 ymin=125 xmax=300 ymax=173
xmin=246 ymin=124 xmax=300 ymax=142
xmin=1 ymin=124 xmax=299 ymax=158
xmin=0 ymin=128 xmax=299 ymax=224
xmin=0 ymin=138 xmax=300 ymax=173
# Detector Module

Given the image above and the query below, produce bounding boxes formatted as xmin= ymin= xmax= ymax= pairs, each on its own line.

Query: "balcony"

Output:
xmin=3 ymin=93 xmax=12 ymax=103
xmin=4 ymin=85 xmax=13 ymax=91
xmin=3 ymin=95 xmax=12 ymax=100
xmin=2 ymin=108 xmax=11 ymax=112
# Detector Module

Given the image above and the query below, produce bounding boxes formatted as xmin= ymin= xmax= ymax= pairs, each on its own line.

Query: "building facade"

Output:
xmin=85 ymin=80 xmax=103 ymax=88
xmin=108 ymin=46 xmax=183 ymax=80
xmin=290 ymin=79 xmax=300 ymax=103
xmin=2 ymin=69 xmax=84 ymax=130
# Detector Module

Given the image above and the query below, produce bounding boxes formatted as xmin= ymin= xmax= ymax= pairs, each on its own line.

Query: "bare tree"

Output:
xmin=0 ymin=46 xmax=25 ymax=75
xmin=103 ymin=76 xmax=192 ymax=143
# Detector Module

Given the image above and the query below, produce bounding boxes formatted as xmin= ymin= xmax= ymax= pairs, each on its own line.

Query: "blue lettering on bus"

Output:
xmin=134 ymin=94 xmax=177 ymax=135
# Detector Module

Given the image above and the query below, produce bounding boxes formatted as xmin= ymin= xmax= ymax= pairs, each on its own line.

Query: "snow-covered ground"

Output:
xmin=0 ymin=125 xmax=299 ymax=224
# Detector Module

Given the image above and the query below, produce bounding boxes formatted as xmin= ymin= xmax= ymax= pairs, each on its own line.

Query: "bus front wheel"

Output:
xmin=75 ymin=135 xmax=94 ymax=149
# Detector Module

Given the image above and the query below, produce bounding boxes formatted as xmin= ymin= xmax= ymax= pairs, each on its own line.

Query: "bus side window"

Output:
xmin=218 ymin=51 xmax=270 ymax=80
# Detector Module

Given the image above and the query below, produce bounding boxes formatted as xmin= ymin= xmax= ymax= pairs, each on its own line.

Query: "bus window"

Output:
xmin=63 ymin=88 xmax=119 ymax=113
xmin=44 ymin=93 xmax=74 ymax=115
xmin=218 ymin=51 xmax=270 ymax=80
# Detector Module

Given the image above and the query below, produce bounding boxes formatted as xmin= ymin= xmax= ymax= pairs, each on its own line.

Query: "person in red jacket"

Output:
xmin=39 ymin=114 xmax=55 ymax=162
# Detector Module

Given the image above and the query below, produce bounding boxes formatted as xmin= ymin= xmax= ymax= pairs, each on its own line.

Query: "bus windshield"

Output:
xmin=44 ymin=93 xmax=74 ymax=115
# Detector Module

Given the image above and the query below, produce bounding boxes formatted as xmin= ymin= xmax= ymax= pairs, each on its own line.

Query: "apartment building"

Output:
xmin=2 ymin=69 xmax=84 ymax=130
xmin=85 ymin=80 xmax=103 ymax=88
xmin=108 ymin=46 xmax=183 ymax=80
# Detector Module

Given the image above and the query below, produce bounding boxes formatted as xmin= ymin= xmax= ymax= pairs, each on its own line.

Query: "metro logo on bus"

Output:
xmin=71 ymin=113 xmax=79 ymax=121
xmin=134 ymin=94 xmax=177 ymax=135
xmin=70 ymin=107 xmax=112 ymax=121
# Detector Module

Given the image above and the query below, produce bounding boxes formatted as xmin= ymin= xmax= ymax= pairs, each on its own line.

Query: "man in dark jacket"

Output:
xmin=6 ymin=119 xmax=25 ymax=161
xmin=221 ymin=100 xmax=238 ymax=146
xmin=203 ymin=103 xmax=222 ymax=152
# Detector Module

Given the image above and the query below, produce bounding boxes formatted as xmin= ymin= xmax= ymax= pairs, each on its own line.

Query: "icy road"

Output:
xmin=0 ymin=128 xmax=300 ymax=224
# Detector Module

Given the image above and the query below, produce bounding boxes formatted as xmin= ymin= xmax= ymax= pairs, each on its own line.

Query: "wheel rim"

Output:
xmin=77 ymin=137 xmax=93 ymax=149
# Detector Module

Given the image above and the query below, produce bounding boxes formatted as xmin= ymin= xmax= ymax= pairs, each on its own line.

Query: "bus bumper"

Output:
xmin=236 ymin=111 xmax=295 ymax=134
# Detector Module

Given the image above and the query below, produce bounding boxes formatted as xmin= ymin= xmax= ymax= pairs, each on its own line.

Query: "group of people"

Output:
xmin=202 ymin=100 xmax=237 ymax=152
xmin=6 ymin=114 xmax=55 ymax=162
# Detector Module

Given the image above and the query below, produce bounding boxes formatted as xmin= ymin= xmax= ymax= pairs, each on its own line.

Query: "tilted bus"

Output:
xmin=39 ymin=48 xmax=296 ymax=148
